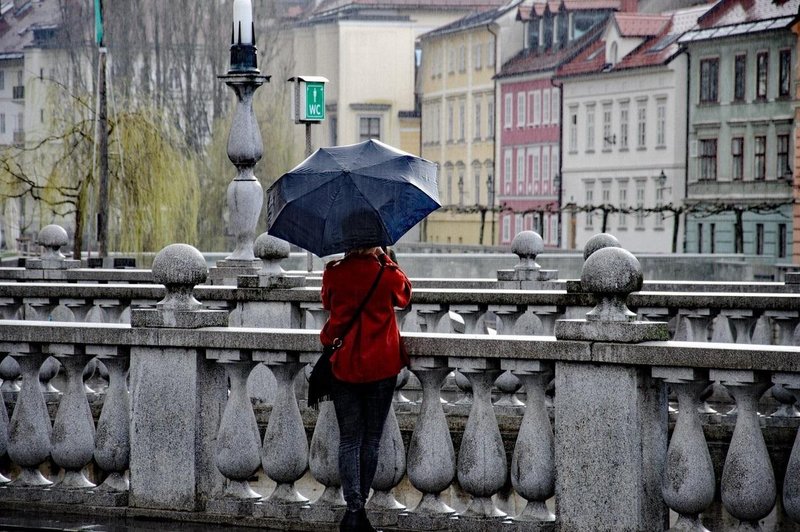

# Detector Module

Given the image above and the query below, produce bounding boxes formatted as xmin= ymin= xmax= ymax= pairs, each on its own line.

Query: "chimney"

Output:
xmin=620 ymin=0 xmax=638 ymax=12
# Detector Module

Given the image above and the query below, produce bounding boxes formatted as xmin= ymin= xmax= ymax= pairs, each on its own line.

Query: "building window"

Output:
xmin=503 ymin=149 xmax=512 ymax=194
xmin=448 ymin=48 xmax=455 ymax=73
xmin=699 ymin=58 xmax=719 ymax=103
xmin=618 ymin=184 xmax=627 ymax=229
xmin=568 ymin=108 xmax=578 ymax=152
xmin=602 ymin=104 xmax=612 ymax=150
xmin=710 ymin=223 xmax=716 ymax=254
xmin=515 ymin=214 xmax=523 ymax=237
xmin=656 ymin=99 xmax=666 ymax=147
xmin=779 ymin=224 xmax=787 ymax=258
xmin=754 ymin=136 xmax=766 ymax=180
xmin=517 ymin=150 xmax=525 ymax=194
xmin=533 ymin=151 xmax=540 ymax=194
xmin=474 ymin=101 xmax=481 ymax=139
xmin=502 ymin=215 xmax=511 ymax=243
xmin=779 ymin=49 xmax=791 ymax=98
xmin=487 ymin=40 xmax=495 ymax=67
xmin=504 ymin=94 xmax=513 ymax=129
xmin=755 ymin=223 xmax=764 ymax=255
xmin=447 ymin=102 xmax=454 ymax=141
xmin=533 ymin=91 xmax=541 ymax=126
xmin=654 ymin=181 xmax=664 ymax=229
xmin=517 ymin=92 xmax=526 ymax=128
xmin=778 ymin=134 xmax=790 ymax=178
xmin=552 ymin=88 xmax=560 ymax=125
xmin=734 ymin=54 xmax=746 ymax=102
xmin=542 ymin=89 xmax=550 ymax=125
xmin=445 ymin=165 xmax=454 ymax=205
xmin=756 ymin=51 xmax=768 ymax=100
xmin=458 ymin=166 xmax=465 ymax=206
xmin=473 ymin=43 xmax=482 ymax=70
xmin=586 ymin=104 xmax=595 ymax=152
xmin=359 ymin=116 xmax=380 ymax=141
xmin=698 ymin=223 xmax=703 ymax=253
xmin=585 ymin=187 xmax=594 ymax=228
xmin=550 ymin=152 xmax=558 ymax=196
xmin=619 ymin=104 xmax=629 ymax=150
xmin=459 ymin=100 xmax=465 ymax=141
xmin=543 ymin=151 xmax=550 ymax=195
xmin=0 ymin=71 xmax=4 ymax=91
xmin=487 ymin=100 xmax=494 ymax=139
xmin=699 ymin=139 xmax=717 ymax=180
xmin=635 ymin=182 xmax=645 ymax=229
xmin=731 ymin=137 xmax=744 ymax=180
xmin=473 ymin=164 xmax=482 ymax=204
xmin=636 ymin=101 xmax=646 ymax=149
xmin=0 ymin=113 xmax=5 ymax=134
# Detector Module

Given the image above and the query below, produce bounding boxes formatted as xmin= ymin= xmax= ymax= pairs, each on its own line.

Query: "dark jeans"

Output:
xmin=331 ymin=374 xmax=397 ymax=511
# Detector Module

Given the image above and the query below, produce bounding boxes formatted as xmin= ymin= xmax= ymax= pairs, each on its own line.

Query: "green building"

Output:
xmin=680 ymin=0 xmax=798 ymax=259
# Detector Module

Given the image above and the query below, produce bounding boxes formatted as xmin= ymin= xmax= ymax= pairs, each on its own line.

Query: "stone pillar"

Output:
xmin=128 ymin=244 xmax=229 ymax=511
xmin=24 ymin=224 xmax=80 ymax=276
xmin=496 ymin=231 xmax=557 ymax=288
xmin=554 ymin=245 xmax=669 ymax=531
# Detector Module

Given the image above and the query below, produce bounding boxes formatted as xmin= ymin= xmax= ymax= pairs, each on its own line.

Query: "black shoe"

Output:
xmin=340 ymin=509 xmax=362 ymax=532
xmin=357 ymin=509 xmax=377 ymax=532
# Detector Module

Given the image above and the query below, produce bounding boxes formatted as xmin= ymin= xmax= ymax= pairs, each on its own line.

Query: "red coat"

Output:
xmin=320 ymin=252 xmax=412 ymax=383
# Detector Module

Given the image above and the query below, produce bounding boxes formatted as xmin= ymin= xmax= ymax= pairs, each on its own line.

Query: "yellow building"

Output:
xmin=418 ymin=3 xmax=523 ymax=245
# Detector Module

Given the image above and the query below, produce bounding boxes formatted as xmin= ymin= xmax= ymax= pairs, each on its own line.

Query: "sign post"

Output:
xmin=288 ymin=75 xmax=329 ymax=270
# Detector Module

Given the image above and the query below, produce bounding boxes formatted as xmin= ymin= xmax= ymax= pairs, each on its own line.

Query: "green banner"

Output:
xmin=94 ymin=0 xmax=103 ymax=45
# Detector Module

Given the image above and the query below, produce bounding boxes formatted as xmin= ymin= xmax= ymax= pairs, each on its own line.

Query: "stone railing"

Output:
xmin=2 ymin=242 xmax=800 ymax=531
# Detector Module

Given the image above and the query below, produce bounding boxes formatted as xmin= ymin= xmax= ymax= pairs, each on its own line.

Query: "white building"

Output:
xmin=556 ymin=6 xmax=709 ymax=253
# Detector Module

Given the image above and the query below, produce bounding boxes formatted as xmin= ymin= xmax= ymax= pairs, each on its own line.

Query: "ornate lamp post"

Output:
xmin=210 ymin=0 xmax=271 ymax=285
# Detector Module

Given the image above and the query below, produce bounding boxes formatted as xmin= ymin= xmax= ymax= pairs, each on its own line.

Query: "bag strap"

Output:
xmin=331 ymin=255 xmax=386 ymax=348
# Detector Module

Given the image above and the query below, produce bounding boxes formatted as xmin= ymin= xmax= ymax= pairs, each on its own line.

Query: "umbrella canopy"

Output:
xmin=267 ymin=139 xmax=440 ymax=257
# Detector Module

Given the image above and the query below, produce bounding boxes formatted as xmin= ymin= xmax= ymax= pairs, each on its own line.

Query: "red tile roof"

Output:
xmin=554 ymin=38 xmax=606 ymax=77
xmin=614 ymin=13 xmax=670 ymax=37
xmin=312 ymin=0 xmax=509 ymax=15
xmin=698 ymin=0 xmax=800 ymax=28
xmin=519 ymin=0 xmax=621 ymax=20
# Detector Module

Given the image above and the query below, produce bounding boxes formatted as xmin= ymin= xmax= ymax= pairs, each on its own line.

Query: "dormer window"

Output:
xmin=609 ymin=42 xmax=618 ymax=65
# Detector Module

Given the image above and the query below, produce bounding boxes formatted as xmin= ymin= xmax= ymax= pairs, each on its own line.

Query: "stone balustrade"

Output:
xmin=1 ymin=241 xmax=800 ymax=531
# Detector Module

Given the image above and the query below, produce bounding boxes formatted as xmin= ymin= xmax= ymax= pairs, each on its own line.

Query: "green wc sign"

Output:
xmin=289 ymin=75 xmax=328 ymax=123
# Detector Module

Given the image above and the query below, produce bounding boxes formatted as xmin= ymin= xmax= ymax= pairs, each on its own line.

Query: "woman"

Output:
xmin=320 ymin=246 xmax=411 ymax=532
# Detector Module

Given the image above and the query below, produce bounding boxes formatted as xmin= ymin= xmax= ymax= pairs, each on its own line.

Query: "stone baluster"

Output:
xmin=652 ymin=367 xmax=715 ymax=531
xmin=489 ymin=305 xmax=528 ymax=335
xmin=300 ymin=303 xmax=328 ymax=330
xmin=451 ymin=357 xmax=507 ymax=522
xmin=305 ymin=401 xmax=345 ymax=523
xmin=775 ymin=372 xmax=800 ymax=524
xmin=254 ymin=351 xmax=311 ymax=519
xmin=399 ymin=360 xmax=456 ymax=530
xmin=506 ymin=359 xmax=555 ymax=522
xmin=23 ymin=298 xmax=49 ymax=321
xmin=449 ymin=305 xmax=485 ymax=334
xmin=712 ymin=369 xmax=776 ymax=529
xmin=93 ymin=347 xmax=130 ymax=494
xmin=719 ymin=310 xmax=756 ymax=344
xmin=415 ymin=304 xmax=448 ymax=333
xmin=50 ymin=300 xmax=78 ymax=322
xmin=206 ymin=349 xmax=263 ymax=515
xmin=0 ymin=297 xmax=19 ymax=320
xmin=39 ymin=356 xmax=60 ymax=393
xmin=493 ymin=370 xmax=523 ymax=409
xmin=674 ymin=309 xmax=713 ymax=342
xmin=764 ymin=310 xmax=799 ymax=346
xmin=0 ymin=350 xmax=9 ymax=483
xmin=48 ymin=343 xmax=96 ymax=489
xmin=25 ymin=224 xmax=80 ymax=272
xmin=0 ymin=355 xmax=19 ymax=392
xmin=395 ymin=306 xmax=416 ymax=333
xmin=367 ymin=403 xmax=407 ymax=528
xmin=4 ymin=342 xmax=52 ymax=486
xmin=528 ymin=306 xmax=560 ymax=336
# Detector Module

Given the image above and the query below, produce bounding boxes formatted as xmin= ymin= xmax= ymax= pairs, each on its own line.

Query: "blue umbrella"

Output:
xmin=266 ymin=139 xmax=440 ymax=257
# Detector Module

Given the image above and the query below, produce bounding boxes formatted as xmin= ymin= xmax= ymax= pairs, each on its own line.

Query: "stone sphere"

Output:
xmin=254 ymin=233 xmax=291 ymax=260
xmin=37 ymin=224 xmax=69 ymax=248
xmin=581 ymin=246 xmax=642 ymax=295
xmin=511 ymin=230 xmax=544 ymax=258
xmin=151 ymin=243 xmax=207 ymax=286
xmin=583 ymin=233 xmax=621 ymax=260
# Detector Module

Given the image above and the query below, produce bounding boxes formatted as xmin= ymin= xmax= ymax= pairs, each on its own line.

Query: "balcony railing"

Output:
xmin=2 ymin=241 xmax=800 ymax=530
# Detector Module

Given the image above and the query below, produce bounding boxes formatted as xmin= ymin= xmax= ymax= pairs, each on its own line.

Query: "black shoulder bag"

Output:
xmin=308 ymin=258 xmax=386 ymax=409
